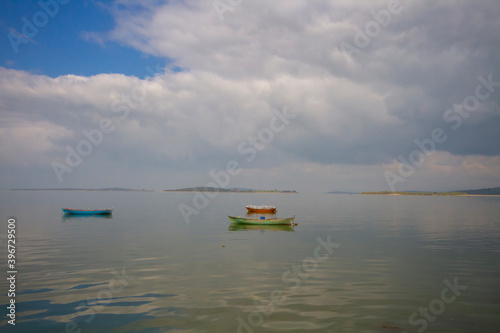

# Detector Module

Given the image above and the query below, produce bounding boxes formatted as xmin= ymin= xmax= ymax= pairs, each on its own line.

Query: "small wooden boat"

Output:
xmin=246 ymin=205 xmax=277 ymax=213
xmin=62 ymin=208 xmax=113 ymax=215
xmin=228 ymin=215 xmax=295 ymax=225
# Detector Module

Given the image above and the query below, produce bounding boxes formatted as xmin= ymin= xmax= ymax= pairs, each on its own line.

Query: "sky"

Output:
xmin=0 ymin=0 xmax=499 ymax=193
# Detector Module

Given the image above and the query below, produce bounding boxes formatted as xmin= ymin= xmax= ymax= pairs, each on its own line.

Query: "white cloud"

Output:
xmin=0 ymin=119 xmax=72 ymax=167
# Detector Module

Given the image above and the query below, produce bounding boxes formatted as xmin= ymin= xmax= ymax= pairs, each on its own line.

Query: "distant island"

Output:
xmin=11 ymin=187 xmax=153 ymax=192
xmin=361 ymin=186 xmax=500 ymax=196
xmin=361 ymin=191 xmax=466 ymax=196
xmin=164 ymin=187 xmax=298 ymax=193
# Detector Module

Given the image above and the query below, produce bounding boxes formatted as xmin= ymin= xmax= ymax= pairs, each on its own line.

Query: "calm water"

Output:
xmin=1 ymin=191 xmax=499 ymax=332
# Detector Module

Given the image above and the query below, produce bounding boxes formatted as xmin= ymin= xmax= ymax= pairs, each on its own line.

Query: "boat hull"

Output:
xmin=228 ymin=215 xmax=295 ymax=225
xmin=62 ymin=208 xmax=113 ymax=215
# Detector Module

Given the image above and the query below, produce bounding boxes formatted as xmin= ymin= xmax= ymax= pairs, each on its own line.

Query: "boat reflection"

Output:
xmin=62 ymin=214 xmax=114 ymax=223
xmin=228 ymin=223 xmax=295 ymax=232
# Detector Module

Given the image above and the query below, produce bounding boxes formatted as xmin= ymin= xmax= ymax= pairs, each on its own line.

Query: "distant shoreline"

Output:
xmin=10 ymin=188 xmax=153 ymax=192
xmin=361 ymin=191 xmax=500 ymax=196
xmin=8 ymin=189 xmax=498 ymax=196
xmin=459 ymin=194 xmax=500 ymax=196
xmin=164 ymin=188 xmax=298 ymax=194
xmin=164 ymin=191 xmax=297 ymax=193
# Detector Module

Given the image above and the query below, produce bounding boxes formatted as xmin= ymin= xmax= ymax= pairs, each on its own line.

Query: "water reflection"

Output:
xmin=228 ymin=223 xmax=295 ymax=232
xmin=62 ymin=214 xmax=114 ymax=223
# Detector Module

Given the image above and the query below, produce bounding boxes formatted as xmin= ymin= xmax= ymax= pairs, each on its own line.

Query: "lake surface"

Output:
xmin=1 ymin=190 xmax=499 ymax=332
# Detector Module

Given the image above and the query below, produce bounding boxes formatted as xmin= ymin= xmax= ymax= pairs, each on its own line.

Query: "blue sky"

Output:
xmin=1 ymin=0 xmax=499 ymax=192
xmin=0 ymin=0 xmax=169 ymax=78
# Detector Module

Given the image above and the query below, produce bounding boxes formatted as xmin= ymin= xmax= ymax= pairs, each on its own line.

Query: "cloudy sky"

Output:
xmin=1 ymin=0 xmax=499 ymax=193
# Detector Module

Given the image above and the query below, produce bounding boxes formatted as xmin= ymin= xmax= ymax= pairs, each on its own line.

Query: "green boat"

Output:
xmin=228 ymin=215 xmax=295 ymax=225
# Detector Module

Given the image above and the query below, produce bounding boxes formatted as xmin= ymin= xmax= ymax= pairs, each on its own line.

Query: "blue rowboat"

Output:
xmin=62 ymin=208 xmax=113 ymax=215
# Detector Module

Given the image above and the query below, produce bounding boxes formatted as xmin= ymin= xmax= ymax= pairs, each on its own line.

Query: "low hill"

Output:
xmin=11 ymin=188 xmax=152 ymax=192
xmin=461 ymin=187 xmax=500 ymax=195
xmin=165 ymin=187 xmax=297 ymax=193
xmin=361 ymin=186 xmax=500 ymax=196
